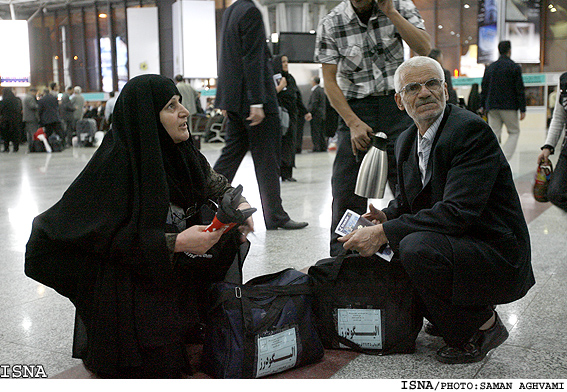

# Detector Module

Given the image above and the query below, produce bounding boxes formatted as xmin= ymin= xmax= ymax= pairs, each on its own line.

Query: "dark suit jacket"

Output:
xmin=383 ymin=104 xmax=534 ymax=306
xmin=480 ymin=55 xmax=526 ymax=112
xmin=215 ymin=0 xmax=278 ymax=115
xmin=308 ymin=85 xmax=326 ymax=120
xmin=37 ymin=93 xmax=61 ymax=126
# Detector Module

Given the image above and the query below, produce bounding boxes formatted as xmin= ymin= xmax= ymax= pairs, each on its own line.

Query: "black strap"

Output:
xmin=336 ymin=335 xmax=384 ymax=356
xmin=223 ymin=239 xmax=250 ymax=285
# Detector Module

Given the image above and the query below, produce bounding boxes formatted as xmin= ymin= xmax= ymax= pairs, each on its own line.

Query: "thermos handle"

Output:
xmin=371 ymin=132 xmax=388 ymax=151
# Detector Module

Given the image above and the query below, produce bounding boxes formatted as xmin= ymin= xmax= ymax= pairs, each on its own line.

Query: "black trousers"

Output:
xmin=548 ymin=138 xmax=567 ymax=212
xmin=1 ymin=118 xmax=20 ymax=152
xmin=213 ymin=111 xmax=290 ymax=229
xmin=281 ymin=112 xmax=297 ymax=179
xmin=330 ymin=94 xmax=414 ymax=256
xmin=398 ymin=232 xmax=494 ymax=347
xmin=310 ymin=116 xmax=327 ymax=152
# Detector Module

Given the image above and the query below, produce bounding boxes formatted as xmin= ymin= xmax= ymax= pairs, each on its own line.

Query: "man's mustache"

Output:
xmin=416 ymin=98 xmax=437 ymax=107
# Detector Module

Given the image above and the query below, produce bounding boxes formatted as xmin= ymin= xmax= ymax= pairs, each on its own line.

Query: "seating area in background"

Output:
xmin=190 ymin=113 xmax=226 ymax=145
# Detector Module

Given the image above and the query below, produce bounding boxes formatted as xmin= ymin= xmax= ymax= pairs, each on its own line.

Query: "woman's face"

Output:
xmin=281 ymin=56 xmax=289 ymax=72
xmin=160 ymin=95 xmax=190 ymax=143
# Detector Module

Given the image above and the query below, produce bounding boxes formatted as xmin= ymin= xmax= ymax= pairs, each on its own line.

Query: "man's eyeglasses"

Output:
xmin=399 ymin=78 xmax=444 ymax=96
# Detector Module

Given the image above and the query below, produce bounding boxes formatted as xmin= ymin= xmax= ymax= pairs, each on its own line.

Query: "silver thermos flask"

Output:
xmin=355 ymin=132 xmax=388 ymax=199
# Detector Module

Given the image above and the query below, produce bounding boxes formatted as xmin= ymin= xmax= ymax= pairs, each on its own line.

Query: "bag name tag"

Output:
xmin=256 ymin=327 xmax=298 ymax=378
xmin=337 ymin=309 xmax=384 ymax=349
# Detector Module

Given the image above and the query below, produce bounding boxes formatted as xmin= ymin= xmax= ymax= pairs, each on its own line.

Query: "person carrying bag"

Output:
xmin=537 ymin=71 xmax=567 ymax=212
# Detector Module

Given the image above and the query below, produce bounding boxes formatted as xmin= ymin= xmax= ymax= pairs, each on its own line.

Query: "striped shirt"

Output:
xmin=417 ymin=114 xmax=444 ymax=185
xmin=314 ymin=0 xmax=426 ymax=100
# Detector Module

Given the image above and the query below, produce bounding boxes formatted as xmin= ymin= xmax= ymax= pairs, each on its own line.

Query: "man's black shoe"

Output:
xmin=436 ymin=312 xmax=508 ymax=364
xmin=267 ymin=219 xmax=308 ymax=230
xmin=424 ymin=321 xmax=442 ymax=337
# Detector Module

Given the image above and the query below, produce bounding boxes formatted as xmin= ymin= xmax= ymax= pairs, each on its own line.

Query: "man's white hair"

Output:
xmin=394 ymin=56 xmax=445 ymax=93
xmin=74 ymin=86 xmax=82 ymax=94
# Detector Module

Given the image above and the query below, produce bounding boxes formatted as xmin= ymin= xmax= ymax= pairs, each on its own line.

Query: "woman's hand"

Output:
xmin=175 ymin=225 xmax=224 ymax=254
xmin=237 ymin=202 xmax=254 ymax=241
xmin=362 ymin=203 xmax=388 ymax=224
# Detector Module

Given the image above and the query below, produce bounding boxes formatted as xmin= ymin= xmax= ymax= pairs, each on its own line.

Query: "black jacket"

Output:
xmin=215 ymin=0 xmax=278 ymax=115
xmin=383 ymin=104 xmax=534 ymax=306
xmin=37 ymin=93 xmax=61 ymax=125
xmin=480 ymin=55 xmax=526 ymax=112
xmin=308 ymin=85 xmax=326 ymax=120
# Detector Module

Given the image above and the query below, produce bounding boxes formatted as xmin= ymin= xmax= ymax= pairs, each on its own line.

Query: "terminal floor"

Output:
xmin=0 ymin=126 xmax=566 ymax=380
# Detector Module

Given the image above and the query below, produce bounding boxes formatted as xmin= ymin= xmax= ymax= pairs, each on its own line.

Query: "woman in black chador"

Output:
xmin=273 ymin=54 xmax=308 ymax=181
xmin=0 ymin=88 xmax=22 ymax=152
xmin=25 ymin=74 xmax=254 ymax=378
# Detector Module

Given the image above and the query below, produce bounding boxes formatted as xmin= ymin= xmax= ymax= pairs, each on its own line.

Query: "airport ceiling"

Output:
xmin=0 ymin=0 xmax=155 ymax=20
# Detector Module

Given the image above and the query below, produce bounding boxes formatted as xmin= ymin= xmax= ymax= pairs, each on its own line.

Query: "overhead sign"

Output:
xmin=0 ymin=20 xmax=31 ymax=86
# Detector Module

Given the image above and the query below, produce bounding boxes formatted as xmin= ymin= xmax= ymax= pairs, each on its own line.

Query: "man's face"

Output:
xmin=350 ymin=0 xmax=374 ymax=13
xmin=395 ymin=63 xmax=448 ymax=130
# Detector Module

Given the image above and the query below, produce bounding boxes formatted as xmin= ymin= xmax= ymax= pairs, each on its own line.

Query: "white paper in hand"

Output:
xmin=335 ymin=209 xmax=393 ymax=262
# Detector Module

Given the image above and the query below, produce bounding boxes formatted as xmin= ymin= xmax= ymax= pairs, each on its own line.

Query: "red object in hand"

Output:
xmin=204 ymin=184 xmax=256 ymax=233
xmin=204 ymin=216 xmax=238 ymax=233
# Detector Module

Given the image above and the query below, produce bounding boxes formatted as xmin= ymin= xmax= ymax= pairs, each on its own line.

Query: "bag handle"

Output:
xmin=326 ymin=248 xmax=349 ymax=282
xmin=223 ymin=239 xmax=250 ymax=285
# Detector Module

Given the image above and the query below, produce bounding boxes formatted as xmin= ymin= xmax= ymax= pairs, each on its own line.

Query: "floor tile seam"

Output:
xmin=503 ymin=273 xmax=554 ymax=334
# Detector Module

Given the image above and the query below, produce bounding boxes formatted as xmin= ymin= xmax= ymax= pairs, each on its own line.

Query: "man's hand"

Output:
xmin=376 ymin=0 xmax=395 ymax=15
xmin=362 ymin=203 xmax=388 ymax=224
xmin=520 ymin=112 xmax=526 ymax=121
xmin=247 ymin=106 xmax=265 ymax=126
xmin=338 ymin=225 xmax=388 ymax=257
xmin=305 ymin=113 xmax=312 ymax=121
xmin=348 ymin=118 xmax=373 ymax=155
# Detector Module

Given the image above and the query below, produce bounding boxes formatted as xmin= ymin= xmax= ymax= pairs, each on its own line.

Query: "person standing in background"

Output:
xmin=60 ymin=86 xmax=76 ymax=146
xmin=38 ymin=88 xmax=64 ymax=140
xmin=22 ymin=87 xmax=39 ymax=151
xmin=71 ymin=86 xmax=86 ymax=131
xmin=0 ymin=88 xmax=22 ymax=153
xmin=307 ymin=76 xmax=327 ymax=152
xmin=428 ymin=48 xmax=458 ymax=104
xmin=212 ymin=0 xmax=308 ymax=230
xmin=480 ymin=40 xmax=526 ymax=160
xmin=273 ymin=54 xmax=309 ymax=181
xmin=49 ymin=82 xmax=59 ymax=97
xmin=104 ymin=91 xmax=118 ymax=128
xmin=174 ymin=75 xmax=198 ymax=116
xmin=314 ymin=0 xmax=431 ymax=256
xmin=537 ymin=71 xmax=567 ymax=212
xmin=467 ymin=83 xmax=482 ymax=115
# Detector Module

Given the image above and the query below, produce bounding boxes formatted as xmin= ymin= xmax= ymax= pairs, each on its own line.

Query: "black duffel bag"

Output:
xmin=202 ymin=247 xmax=324 ymax=378
xmin=308 ymin=251 xmax=422 ymax=355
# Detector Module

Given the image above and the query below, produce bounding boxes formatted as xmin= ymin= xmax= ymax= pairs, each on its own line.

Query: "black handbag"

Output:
xmin=308 ymin=251 xmax=422 ymax=355
xmin=202 ymin=243 xmax=324 ymax=378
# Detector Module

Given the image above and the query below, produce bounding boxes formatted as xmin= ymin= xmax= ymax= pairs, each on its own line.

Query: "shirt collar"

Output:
xmin=417 ymin=114 xmax=443 ymax=147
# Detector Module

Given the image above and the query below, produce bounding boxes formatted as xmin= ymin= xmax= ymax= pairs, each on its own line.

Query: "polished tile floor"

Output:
xmin=0 ymin=121 xmax=566 ymax=380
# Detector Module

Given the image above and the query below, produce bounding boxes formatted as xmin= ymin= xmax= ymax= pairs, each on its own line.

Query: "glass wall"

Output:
xmin=28 ymin=1 xmax=154 ymax=93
